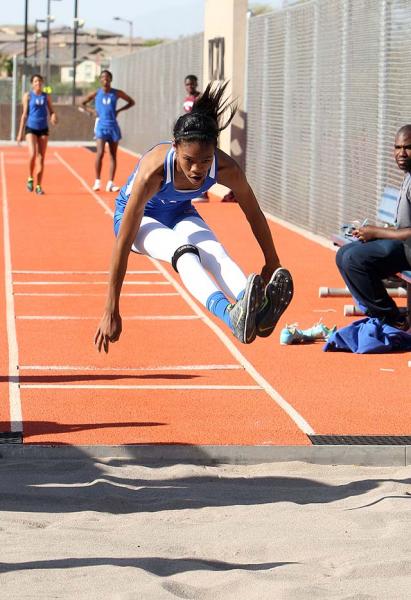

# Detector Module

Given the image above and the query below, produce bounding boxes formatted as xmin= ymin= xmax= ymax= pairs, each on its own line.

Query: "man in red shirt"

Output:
xmin=183 ymin=75 xmax=201 ymax=113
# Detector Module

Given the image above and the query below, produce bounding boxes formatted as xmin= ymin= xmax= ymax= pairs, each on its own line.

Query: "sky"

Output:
xmin=7 ymin=0 xmax=284 ymax=40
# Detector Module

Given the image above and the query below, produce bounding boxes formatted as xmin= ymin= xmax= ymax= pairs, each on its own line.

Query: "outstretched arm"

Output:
xmin=217 ymin=150 xmax=281 ymax=284
xmin=116 ymin=90 xmax=135 ymax=116
xmin=94 ymin=149 xmax=164 ymax=353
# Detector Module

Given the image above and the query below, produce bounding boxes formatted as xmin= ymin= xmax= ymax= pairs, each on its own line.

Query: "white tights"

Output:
xmin=132 ymin=215 xmax=247 ymax=306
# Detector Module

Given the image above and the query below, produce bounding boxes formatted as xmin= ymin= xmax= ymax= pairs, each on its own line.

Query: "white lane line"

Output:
xmin=17 ymin=315 xmax=201 ymax=321
xmin=15 ymin=292 xmax=179 ymax=297
xmin=21 ymin=384 xmax=262 ymax=391
xmin=1 ymin=153 xmax=22 ymax=432
xmin=13 ymin=270 xmax=159 ymax=274
xmin=56 ymin=152 xmax=316 ymax=435
xmin=13 ymin=281 xmax=170 ymax=285
xmin=20 ymin=364 xmax=243 ymax=372
xmin=55 ymin=152 xmax=116 ymax=217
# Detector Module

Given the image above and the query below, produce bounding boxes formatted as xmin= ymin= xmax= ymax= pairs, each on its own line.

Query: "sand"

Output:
xmin=0 ymin=458 xmax=410 ymax=599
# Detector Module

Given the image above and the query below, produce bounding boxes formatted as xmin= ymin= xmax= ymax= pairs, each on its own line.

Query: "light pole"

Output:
xmin=34 ymin=19 xmax=46 ymax=69
xmin=45 ymin=0 xmax=62 ymax=83
xmin=113 ymin=16 xmax=133 ymax=54
xmin=72 ymin=1 xmax=85 ymax=105
xmin=72 ymin=0 xmax=79 ymax=106
xmin=24 ymin=0 xmax=29 ymax=77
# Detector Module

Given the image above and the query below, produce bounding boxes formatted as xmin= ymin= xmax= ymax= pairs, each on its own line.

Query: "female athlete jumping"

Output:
xmin=95 ymin=82 xmax=293 ymax=352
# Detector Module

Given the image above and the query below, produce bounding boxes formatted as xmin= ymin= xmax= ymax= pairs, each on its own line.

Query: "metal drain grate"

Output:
xmin=309 ymin=435 xmax=411 ymax=445
xmin=0 ymin=431 xmax=23 ymax=444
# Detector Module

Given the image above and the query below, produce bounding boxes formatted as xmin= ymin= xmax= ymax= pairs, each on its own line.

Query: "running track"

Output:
xmin=1 ymin=145 xmax=410 ymax=447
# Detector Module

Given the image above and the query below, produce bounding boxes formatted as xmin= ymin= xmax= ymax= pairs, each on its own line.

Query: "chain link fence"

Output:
xmin=111 ymin=34 xmax=203 ymax=155
xmin=246 ymin=0 xmax=411 ymax=238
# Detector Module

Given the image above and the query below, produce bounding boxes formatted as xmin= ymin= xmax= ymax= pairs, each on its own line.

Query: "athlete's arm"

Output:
xmin=80 ymin=90 xmax=97 ymax=116
xmin=47 ymin=94 xmax=57 ymax=125
xmin=115 ymin=90 xmax=135 ymax=116
xmin=94 ymin=147 xmax=165 ymax=353
xmin=216 ymin=149 xmax=281 ymax=283
xmin=16 ymin=93 xmax=29 ymax=142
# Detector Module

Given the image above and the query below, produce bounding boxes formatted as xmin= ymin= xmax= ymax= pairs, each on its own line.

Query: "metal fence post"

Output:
xmin=280 ymin=7 xmax=291 ymax=216
xmin=376 ymin=0 xmax=388 ymax=214
xmin=11 ymin=56 xmax=18 ymax=141
xmin=338 ymin=0 xmax=349 ymax=227
xmin=308 ymin=0 xmax=319 ymax=231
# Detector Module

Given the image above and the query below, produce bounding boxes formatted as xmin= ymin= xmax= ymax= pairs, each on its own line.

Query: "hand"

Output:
xmin=352 ymin=225 xmax=380 ymax=243
xmin=16 ymin=133 xmax=23 ymax=144
xmin=50 ymin=113 xmax=57 ymax=126
xmin=94 ymin=311 xmax=122 ymax=353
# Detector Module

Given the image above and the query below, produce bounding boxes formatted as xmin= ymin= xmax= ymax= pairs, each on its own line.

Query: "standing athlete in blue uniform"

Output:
xmin=17 ymin=73 xmax=57 ymax=195
xmin=95 ymin=82 xmax=293 ymax=352
xmin=81 ymin=70 xmax=135 ymax=192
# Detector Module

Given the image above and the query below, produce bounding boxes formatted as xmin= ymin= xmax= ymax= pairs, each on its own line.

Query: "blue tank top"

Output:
xmin=95 ymin=88 xmax=118 ymax=125
xmin=26 ymin=91 xmax=48 ymax=130
xmin=115 ymin=143 xmax=218 ymax=217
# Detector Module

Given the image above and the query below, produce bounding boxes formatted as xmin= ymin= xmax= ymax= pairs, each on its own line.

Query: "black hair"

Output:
xmin=185 ymin=75 xmax=198 ymax=83
xmin=100 ymin=69 xmax=113 ymax=80
xmin=174 ymin=81 xmax=237 ymax=145
xmin=30 ymin=73 xmax=44 ymax=83
xmin=396 ymin=124 xmax=411 ymax=138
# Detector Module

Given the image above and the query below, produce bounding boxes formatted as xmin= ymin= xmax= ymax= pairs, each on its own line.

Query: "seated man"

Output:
xmin=336 ymin=124 xmax=411 ymax=330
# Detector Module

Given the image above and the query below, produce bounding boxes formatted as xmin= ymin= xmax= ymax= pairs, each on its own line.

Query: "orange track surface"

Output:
xmin=1 ymin=144 xmax=410 ymax=446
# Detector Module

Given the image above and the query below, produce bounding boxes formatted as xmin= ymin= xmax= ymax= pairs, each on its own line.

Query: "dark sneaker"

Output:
xmin=35 ymin=185 xmax=44 ymax=195
xmin=26 ymin=177 xmax=34 ymax=192
xmin=228 ymin=274 xmax=264 ymax=344
xmin=256 ymin=268 xmax=294 ymax=338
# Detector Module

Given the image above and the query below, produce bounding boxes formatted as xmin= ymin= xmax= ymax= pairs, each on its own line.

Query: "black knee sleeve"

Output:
xmin=171 ymin=244 xmax=200 ymax=273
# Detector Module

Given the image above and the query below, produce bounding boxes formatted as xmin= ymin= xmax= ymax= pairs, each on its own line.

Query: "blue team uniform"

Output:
xmin=94 ymin=88 xmax=121 ymax=142
xmin=114 ymin=143 xmax=218 ymax=235
xmin=26 ymin=91 xmax=48 ymax=133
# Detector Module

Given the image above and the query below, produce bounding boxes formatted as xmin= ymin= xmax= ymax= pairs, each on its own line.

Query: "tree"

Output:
xmin=0 ymin=54 xmax=13 ymax=77
xmin=249 ymin=3 xmax=275 ymax=16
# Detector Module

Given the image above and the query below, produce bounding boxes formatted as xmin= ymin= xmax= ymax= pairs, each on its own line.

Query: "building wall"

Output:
xmin=203 ymin=0 xmax=247 ymax=165
xmin=111 ymin=34 xmax=203 ymax=155
xmin=0 ymin=104 xmax=95 ymax=141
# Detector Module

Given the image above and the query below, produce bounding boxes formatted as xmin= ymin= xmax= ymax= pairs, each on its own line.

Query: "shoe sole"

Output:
xmin=233 ymin=274 xmax=264 ymax=344
xmin=243 ymin=274 xmax=264 ymax=344
xmin=256 ymin=268 xmax=294 ymax=338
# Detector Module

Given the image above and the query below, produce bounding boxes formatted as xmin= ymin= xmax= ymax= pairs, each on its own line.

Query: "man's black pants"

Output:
xmin=336 ymin=238 xmax=409 ymax=322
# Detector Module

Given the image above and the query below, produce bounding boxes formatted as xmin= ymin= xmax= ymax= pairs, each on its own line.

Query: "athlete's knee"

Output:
xmin=171 ymin=244 xmax=200 ymax=272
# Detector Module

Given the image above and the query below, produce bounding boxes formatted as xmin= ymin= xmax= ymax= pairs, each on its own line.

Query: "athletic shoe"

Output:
xmin=35 ymin=185 xmax=44 ymax=195
xmin=228 ymin=274 xmax=264 ymax=344
xmin=26 ymin=177 xmax=34 ymax=192
xmin=256 ymin=268 xmax=294 ymax=338
xmin=106 ymin=182 xmax=120 ymax=192
xmin=280 ymin=321 xmax=336 ymax=345
xmin=92 ymin=180 xmax=100 ymax=191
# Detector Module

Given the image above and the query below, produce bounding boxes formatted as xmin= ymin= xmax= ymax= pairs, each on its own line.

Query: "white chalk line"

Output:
xmin=1 ymin=153 xmax=22 ymax=432
xmin=20 ymin=364 xmax=243 ymax=372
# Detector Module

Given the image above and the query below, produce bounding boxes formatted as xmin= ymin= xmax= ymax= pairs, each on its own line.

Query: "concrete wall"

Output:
xmin=0 ymin=104 xmax=95 ymax=141
xmin=203 ymin=0 xmax=247 ymax=166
